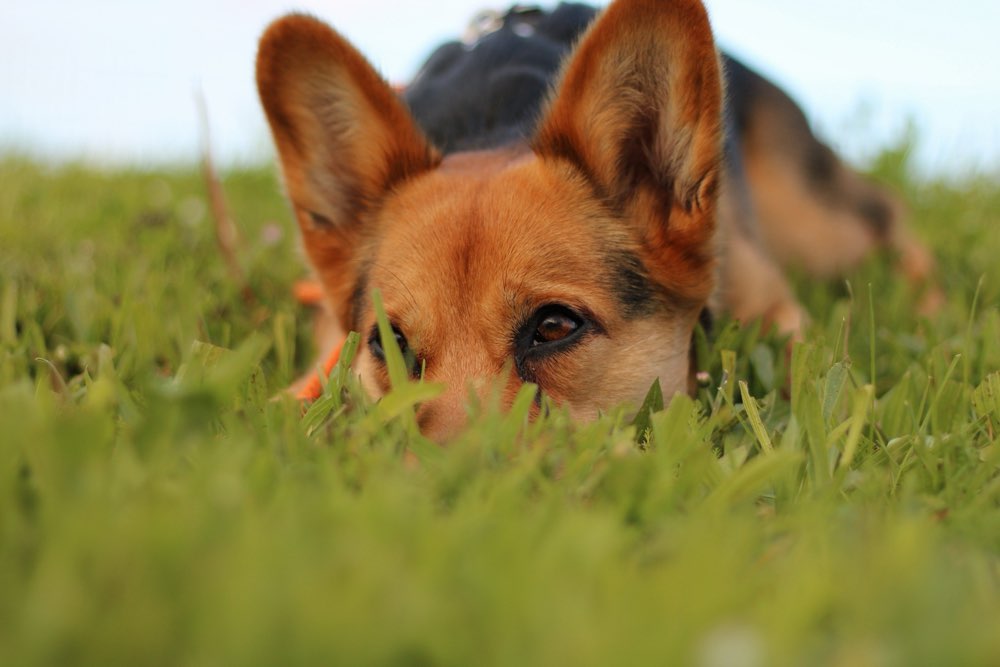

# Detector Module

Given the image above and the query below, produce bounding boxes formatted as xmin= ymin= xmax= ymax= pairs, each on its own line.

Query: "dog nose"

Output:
xmin=415 ymin=389 xmax=470 ymax=442
xmin=414 ymin=374 xmax=517 ymax=441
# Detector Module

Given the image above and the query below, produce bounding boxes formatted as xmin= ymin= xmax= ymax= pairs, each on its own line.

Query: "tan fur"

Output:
xmin=257 ymin=0 xmax=935 ymax=440
xmin=256 ymin=15 xmax=440 ymax=330
xmin=715 ymin=207 xmax=806 ymax=339
xmin=744 ymin=152 xmax=881 ymax=276
xmin=732 ymin=68 xmax=938 ymax=301
xmin=534 ymin=0 xmax=722 ymax=307
xmin=353 ymin=151 xmax=699 ymax=440
xmin=257 ymin=0 xmax=723 ymax=440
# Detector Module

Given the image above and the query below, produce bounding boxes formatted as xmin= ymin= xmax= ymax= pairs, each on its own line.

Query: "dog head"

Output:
xmin=257 ymin=0 xmax=723 ymax=440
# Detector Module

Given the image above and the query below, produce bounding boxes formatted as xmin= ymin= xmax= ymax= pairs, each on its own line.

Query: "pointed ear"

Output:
xmin=534 ymin=0 xmax=723 ymax=301
xmin=256 ymin=14 xmax=439 ymax=327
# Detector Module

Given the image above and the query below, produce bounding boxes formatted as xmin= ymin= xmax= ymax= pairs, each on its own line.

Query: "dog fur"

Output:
xmin=256 ymin=0 xmax=934 ymax=440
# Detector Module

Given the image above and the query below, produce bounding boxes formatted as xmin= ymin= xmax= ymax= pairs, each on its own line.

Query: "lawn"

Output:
xmin=0 ymin=148 xmax=998 ymax=666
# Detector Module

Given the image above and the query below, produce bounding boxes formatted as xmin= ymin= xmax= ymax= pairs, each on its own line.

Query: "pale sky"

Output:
xmin=2 ymin=0 xmax=998 ymax=175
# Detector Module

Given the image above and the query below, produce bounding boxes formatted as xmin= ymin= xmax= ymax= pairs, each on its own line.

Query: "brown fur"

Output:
xmin=256 ymin=15 xmax=441 ymax=329
xmin=257 ymin=0 xmax=935 ymax=440
xmin=719 ymin=54 xmax=940 ymax=321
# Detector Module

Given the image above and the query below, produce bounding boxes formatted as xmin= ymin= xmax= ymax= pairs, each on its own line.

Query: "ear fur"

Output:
xmin=534 ymin=0 xmax=724 ymax=302
xmin=256 ymin=14 xmax=439 ymax=327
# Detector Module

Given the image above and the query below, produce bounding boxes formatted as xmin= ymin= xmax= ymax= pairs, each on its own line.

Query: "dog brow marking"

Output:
xmin=607 ymin=249 xmax=658 ymax=317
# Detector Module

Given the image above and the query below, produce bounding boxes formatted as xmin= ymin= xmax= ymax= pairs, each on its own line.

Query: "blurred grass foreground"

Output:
xmin=1 ymin=147 xmax=999 ymax=666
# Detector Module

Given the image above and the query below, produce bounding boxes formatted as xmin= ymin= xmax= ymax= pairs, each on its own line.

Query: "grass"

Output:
xmin=0 ymin=149 xmax=999 ymax=666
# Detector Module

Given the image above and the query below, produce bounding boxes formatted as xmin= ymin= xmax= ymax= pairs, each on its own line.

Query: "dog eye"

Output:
xmin=368 ymin=325 xmax=420 ymax=377
xmin=513 ymin=304 xmax=593 ymax=384
xmin=307 ymin=210 xmax=334 ymax=229
xmin=525 ymin=305 xmax=587 ymax=352
xmin=534 ymin=310 xmax=580 ymax=345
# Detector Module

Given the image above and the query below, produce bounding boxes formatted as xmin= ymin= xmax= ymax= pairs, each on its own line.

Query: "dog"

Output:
xmin=256 ymin=0 xmax=935 ymax=440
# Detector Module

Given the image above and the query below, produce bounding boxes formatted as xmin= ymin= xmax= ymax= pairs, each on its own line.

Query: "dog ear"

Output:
xmin=256 ymin=14 xmax=439 ymax=328
xmin=534 ymin=0 xmax=724 ymax=303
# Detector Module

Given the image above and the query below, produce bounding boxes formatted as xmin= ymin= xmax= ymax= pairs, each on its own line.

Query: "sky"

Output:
xmin=2 ymin=0 xmax=998 ymax=175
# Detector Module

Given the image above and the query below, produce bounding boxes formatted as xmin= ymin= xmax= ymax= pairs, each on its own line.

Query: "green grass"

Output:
xmin=1 ymin=151 xmax=999 ymax=666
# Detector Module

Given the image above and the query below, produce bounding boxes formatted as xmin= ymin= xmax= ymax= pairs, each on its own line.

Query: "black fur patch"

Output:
xmin=607 ymin=251 xmax=658 ymax=317
xmin=349 ymin=260 xmax=372 ymax=333
xmin=720 ymin=54 xmax=759 ymax=136
xmin=856 ymin=196 xmax=893 ymax=238
xmin=698 ymin=307 xmax=715 ymax=336
xmin=805 ymin=144 xmax=837 ymax=185
xmin=404 ymin=4 xmax=599 ymax=153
